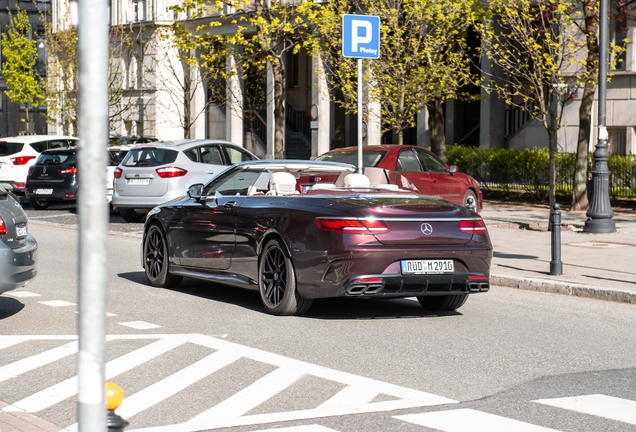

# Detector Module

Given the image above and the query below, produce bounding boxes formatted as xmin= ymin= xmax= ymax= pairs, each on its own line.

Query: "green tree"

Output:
xmin=1 ymin=6 xmax=45 ymax=130
xmin=170 ymin=0 xmax=320 ymax=158
xmin=307 ymin=0 xmax=479 ymax=158
xmin=480 ymin=0 xmax=587 ymax=208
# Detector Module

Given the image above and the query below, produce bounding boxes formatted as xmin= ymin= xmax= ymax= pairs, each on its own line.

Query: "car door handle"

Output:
xmin=223 ymin=201 xmax=237 ymax=209
xmin=206 ymin=170 xmax=215 ymax=174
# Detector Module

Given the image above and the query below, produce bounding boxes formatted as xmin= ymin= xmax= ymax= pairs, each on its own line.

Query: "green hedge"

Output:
xmin=446 ymin=145 xmax=636 ymax=200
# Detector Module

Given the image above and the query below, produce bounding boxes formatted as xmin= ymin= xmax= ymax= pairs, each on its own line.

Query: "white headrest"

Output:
xmin=343 ymin=173 xmax=371 ymax=188
xmin=269 ymin=172 xmax=297 ymax=195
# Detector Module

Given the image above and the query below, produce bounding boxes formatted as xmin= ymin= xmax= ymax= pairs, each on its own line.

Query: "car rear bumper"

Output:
xmin=0 ymin=236 xmax=38 ymax=294
xmin=0 ymin=182 xmax=26 ymax=195
xmin=25 ymin=186 xmax=78 ymax=201
xmin=112 ymin=190 xmax=185 ymax=209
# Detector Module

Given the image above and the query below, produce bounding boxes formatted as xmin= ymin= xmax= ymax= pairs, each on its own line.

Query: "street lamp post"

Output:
xmin=584 ymin=0 xmax=616 ymax=233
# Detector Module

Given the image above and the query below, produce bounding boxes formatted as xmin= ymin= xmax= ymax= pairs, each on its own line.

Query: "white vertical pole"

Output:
xmin=77 ymin=0 xmax=109 ymax=429
xmin=357 ymin=58 xmax=363 ymax=172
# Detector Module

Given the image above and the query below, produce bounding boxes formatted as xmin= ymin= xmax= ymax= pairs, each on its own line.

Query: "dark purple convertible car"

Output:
xmin=142 ymin=160 xmax=493 ymax=315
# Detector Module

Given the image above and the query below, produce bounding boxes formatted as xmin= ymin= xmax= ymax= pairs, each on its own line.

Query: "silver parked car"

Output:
xmin=112 ymin=139 xmax=258 ymax=222
xmin=0 ymin=187 xmax=38 ymax=295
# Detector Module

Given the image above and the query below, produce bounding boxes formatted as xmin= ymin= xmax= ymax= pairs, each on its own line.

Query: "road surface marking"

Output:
xmin=534 ymin=394 xmax=636 ymax=425
xmin=4 ymin=291 xmax=40 ymax=298
xmin=253 ymin=426 xmax=341 ymax=432
xmin=0 ymin=334 xmax=456 ymax=431
xmin=4 ymin=337 xmax=186 ymax=412
xmin=0 ymin=341 xmax=77 ymax=383
xmin=395 ymin=409 xmax=562 ymax=432
xmin=119 ymin=321 xmax=161 ymax=330
xmin=39 ymin=300 xmax=76 ymax=307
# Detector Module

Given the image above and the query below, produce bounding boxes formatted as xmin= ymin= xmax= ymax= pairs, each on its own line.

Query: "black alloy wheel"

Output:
xmin=28 ymin=197 xmax=50 ymax=210
xmin=417 ymin=294 xmax=468 ymax=311
xmin=143 ymin=224 xmax=182 ymax=288
xmin=258 ymin=238 xmax=312 ymax=316
xmin=119 ymin=208 xmax=146 ymax=223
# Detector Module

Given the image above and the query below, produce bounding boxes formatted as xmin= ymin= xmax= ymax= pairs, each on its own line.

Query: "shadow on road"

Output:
xmin=0 ymin=297 xmax=25 ymax=319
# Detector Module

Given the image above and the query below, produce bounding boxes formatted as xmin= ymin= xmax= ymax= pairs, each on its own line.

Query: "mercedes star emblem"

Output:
xmin=420 ymin=223 xmax=433 ymax=236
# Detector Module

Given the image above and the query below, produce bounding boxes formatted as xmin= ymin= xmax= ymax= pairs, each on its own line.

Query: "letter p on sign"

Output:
xmin=342 ymin=14 xmax=380 ymax=59
xmin=351 ymin=20 xmax=372 ymax=52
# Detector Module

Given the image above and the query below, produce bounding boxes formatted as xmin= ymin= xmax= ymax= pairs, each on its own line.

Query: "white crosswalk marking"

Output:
xmin=0 ymin=340 xmax=78 ymax=382
xmin=4 ymin=337 xmax=187 ymax=412
xmin=252 ymin=426 xmax=341 ymax=432
xmin=395 ymin=409 xmax=563 ymax=432
xmin=534 ymin=394 xmax=636 ymax=425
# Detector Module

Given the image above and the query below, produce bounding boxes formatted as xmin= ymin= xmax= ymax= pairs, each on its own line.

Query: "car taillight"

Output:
xmin=458 ymin=219 xmax=488 ymax=234
xmin=10 ymin=156 xmax=35 ymax=166
xmin=314 ymin=218 xmax=390 ymax=234
xmin=156 ymin=166 xmax=188 ymax=178
xmin=114 ymin=167 xmax=123 ymax=179
xmin=0 ymin=216 xmax=5 ymax=235
xmin=28 ymin=167 xmax=34 ymax=175
xmin=59 ymin=167 xmax=77 ymax=175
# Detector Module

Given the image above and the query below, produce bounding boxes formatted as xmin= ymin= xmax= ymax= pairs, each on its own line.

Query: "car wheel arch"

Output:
xmin=257 ymin=231 xmax=293 ymax=259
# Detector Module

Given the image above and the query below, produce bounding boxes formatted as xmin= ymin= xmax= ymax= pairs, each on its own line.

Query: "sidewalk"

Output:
xmin=481 ymin=200 xmax=636 ymax=304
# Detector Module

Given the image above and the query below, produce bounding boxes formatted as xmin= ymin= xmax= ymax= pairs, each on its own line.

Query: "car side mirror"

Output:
xmin=187 ymin=183 xmax=204 ymax=200
xmin=449 ymin=165 xmax=457 ymax=175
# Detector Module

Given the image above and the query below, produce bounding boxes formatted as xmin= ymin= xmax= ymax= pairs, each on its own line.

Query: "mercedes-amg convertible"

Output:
xmin=141 ymin=160 xmax=492 ymax=315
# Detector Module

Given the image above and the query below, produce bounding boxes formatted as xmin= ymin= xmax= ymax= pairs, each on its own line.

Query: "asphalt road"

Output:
xmin=1 ymin=209 xmax=636 ymax=432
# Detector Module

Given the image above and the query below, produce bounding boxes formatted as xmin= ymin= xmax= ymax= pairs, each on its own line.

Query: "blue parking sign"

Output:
xmin=342 ymin=14 xmax=380 ymax=59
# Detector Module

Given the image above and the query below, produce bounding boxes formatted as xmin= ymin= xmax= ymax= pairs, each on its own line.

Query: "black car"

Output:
xmin=142 ymin=160 xmax=492 ymax=316
xmin=25 ymin=148 xmax=78 ymax=210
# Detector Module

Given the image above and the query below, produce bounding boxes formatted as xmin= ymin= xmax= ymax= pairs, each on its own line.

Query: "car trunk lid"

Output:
xmin=0 ymin=190 xmax=29 ymax=250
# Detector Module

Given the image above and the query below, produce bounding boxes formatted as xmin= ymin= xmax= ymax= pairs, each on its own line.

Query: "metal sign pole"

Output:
xmin=77 ymin=0 xmax=109 ymax=429
xmin=357 ymin=58 xmax=363 ymax=173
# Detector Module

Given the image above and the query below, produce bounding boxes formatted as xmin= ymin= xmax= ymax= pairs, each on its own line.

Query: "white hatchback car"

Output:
xmin=0 ymin=135 xmax=78 ymax=196
xmin=112 ymin=139 xmax=258 ymax=222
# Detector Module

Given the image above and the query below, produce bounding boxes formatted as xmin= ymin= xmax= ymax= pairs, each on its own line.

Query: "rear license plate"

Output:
xmin=16 ymin=225 xmax=27 ymax=237
xmin=35 ymin=188 xmax=53 ymax=195
xmin=401 ymin=259 xmax=454 ymax=274
xmin=127 ymin=178 xmax=150 ymax=185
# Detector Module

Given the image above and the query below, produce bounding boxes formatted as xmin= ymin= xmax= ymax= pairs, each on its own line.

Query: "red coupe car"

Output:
xmin=316 ymin=145 xmax=483 ymax=212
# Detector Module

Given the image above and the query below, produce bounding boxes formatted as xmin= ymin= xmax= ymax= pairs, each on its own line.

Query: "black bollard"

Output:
xmin=107 ymin=408 xmax=129 ymax=432
xmin=106 ymin=382 xmax=129 ymax=432
xmin=550 ymin=203 xmax=563 ymax=275
xmin=466 ymin=196 xmax=476 ymax=212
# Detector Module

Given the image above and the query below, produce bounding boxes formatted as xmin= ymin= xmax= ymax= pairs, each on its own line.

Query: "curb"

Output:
xmin=491 ymin=274 xmax=636 ymax=304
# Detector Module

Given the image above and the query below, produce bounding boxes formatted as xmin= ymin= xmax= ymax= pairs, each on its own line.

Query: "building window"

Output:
xmin=608 ymin=127 xmax=627 ymax=155
xmin=611 ymin=1 xmax=628 ymax=70
xmin=287 ymin=52 xmax=299 ymax=88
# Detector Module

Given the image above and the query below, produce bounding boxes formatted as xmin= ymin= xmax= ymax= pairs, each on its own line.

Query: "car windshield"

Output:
xmin=108 ymin=149 xmax=129 ymax=166
xmin=121 ymin=148 xmax=178 ymax=167
xmin=203 ymin=168 xmax=263 ymax=196
xmin=0 ymin=143 xmax=24 ymax=156
xmin=315 ymin=150 xmax=386 ymax=168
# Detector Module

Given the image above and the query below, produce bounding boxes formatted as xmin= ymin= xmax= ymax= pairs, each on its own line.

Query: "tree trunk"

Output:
xmin=272 ymin=60 xmax=286 ymax=159
xmin=572 ymin=0 xmax=598 ymax=212
xmin=183 ymin=59 xmax=192 ymax=139
xmin=427 ymin=98 xmax=446 ymax=162
xmin=572 ymin=86 xmax=594 ymax=211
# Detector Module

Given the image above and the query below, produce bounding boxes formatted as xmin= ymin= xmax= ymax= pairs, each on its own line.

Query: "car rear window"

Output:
xmin=315 ymin=150 xmax=386 ymax=168
xmin=121 ymin=148 xmax=178 ymax=167
xmin=0 ymin=142 xmax=25 ymax=156
xmin=37 ymin=152 xmax=75 ymax=165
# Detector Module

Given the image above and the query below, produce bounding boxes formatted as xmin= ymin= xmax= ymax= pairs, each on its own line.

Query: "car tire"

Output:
xmin=143 ymin=224 xmax=182 ymax=288
xmin=258 ymin=238 xmax=313 ymax=316
xmin=28 ymin=198 xmax=50 ymax=210
xmin=463 ymin=190 xmax=478 ymax=211
xmin=119 ymin=208 xmax=146 ymax=223
xmin=417 ymin=294 xmax=468 ymax=311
